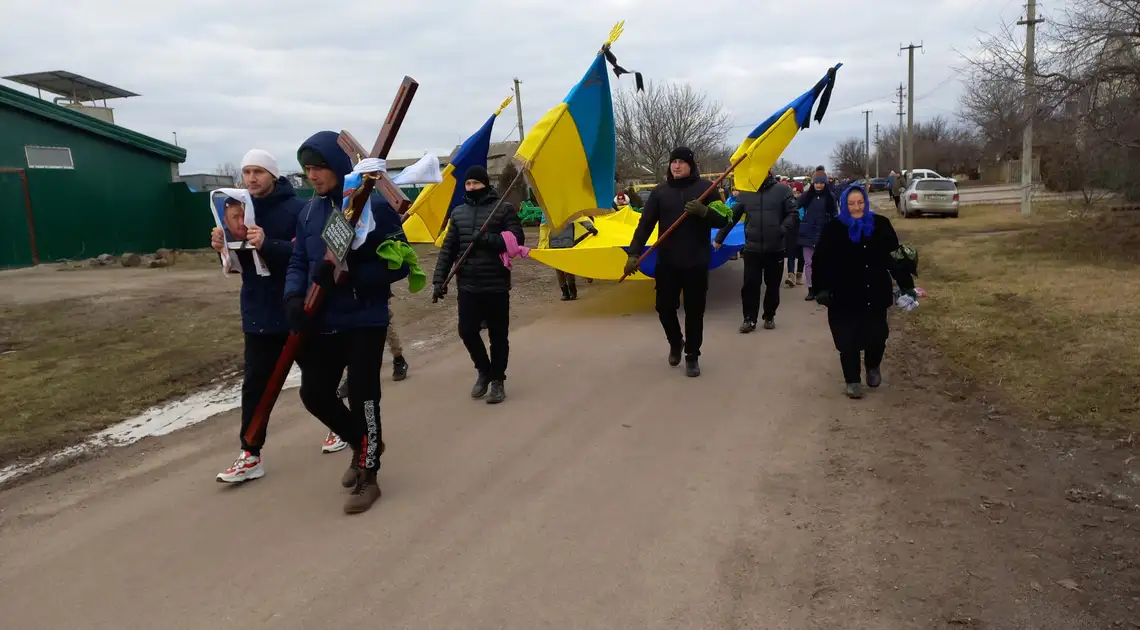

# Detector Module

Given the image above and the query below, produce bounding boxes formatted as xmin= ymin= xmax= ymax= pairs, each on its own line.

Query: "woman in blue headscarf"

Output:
xmin=811 ymin=185 xmax=916 ymax=399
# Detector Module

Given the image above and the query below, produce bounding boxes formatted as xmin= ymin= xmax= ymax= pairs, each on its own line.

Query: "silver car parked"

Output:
xmin=900 ymin=178 xmax=959 ymax=218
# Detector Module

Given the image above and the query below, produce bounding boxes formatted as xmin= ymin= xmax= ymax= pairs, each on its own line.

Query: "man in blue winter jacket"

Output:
xmin=214 ymin=149 xmax=306 ymax=485
xmin=284 ymin=131 xmax=410 ymax=515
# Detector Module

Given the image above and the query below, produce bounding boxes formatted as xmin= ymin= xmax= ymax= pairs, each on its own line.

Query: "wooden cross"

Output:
xmin=242 ymin=76 xmax=418 ymax=449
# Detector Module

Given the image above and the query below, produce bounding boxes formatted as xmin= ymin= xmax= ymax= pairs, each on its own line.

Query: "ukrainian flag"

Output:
xmin=730 ymin=63 xmax=843 ymax=192
xmin=514 ymin=53 xmax=616 ymax=231
xmin=403 ymin=96 xmax=511 ymax=244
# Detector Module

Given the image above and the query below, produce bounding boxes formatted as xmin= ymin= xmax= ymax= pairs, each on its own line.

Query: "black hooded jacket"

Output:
xmin=432 ymin=188 xmax=525 ymax=293
xmin=629 ymin=154 xmax=728 ymax=269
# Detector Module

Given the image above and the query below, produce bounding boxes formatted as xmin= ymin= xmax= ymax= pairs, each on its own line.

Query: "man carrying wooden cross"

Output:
xmin=284 ymin=130 xmax=411 ymax=515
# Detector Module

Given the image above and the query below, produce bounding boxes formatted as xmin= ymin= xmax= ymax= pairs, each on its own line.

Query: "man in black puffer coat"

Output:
xmin=432 ymin=166 xmax=524 ymax=404
xmin=714 ymin=171 xmax=796 ymax=332
xmin=625 ymin=146 xmax=729 ymax=378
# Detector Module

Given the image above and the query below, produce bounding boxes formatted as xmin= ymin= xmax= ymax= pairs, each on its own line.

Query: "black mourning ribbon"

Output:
xmin=602 ymin=45 xmax=644 ymax=92
xmin=801 ymin=66 xmax=840 ymax=130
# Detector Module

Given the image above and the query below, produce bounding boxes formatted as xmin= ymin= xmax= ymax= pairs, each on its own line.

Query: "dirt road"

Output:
xmin=0 ymin=269 xmax=1132 ymax=628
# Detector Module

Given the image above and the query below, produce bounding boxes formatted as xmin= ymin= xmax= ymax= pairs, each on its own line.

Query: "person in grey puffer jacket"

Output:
xmin=432 ymin=166 xmax=524 ymax=404
xmin=714 ymin=171 xmax=796 ymax=332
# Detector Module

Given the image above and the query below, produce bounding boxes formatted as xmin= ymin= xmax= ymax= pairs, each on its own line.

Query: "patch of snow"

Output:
xmin=0 ymin=367 xmax=302 ymax=486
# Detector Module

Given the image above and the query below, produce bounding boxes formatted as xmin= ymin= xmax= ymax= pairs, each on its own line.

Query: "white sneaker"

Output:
xmin=216 ymin=450 xmax=265 ymax=483
xmin=322 ymin=431 xmax=348 ymax=454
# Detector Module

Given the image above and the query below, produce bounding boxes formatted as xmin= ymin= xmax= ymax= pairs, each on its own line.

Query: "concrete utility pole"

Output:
xmin=900 ymin=43 xmax=923 ymax=173
xmin=513 ymin=78 xmax=526 ymax=142
xmin=862 ymin=109 xmax=872 ymax=183
xmin=896 ymin=83 xmax=906 ymax=175
xmin=1018 ymin=2 xmax=1044 ymax=217
xmin=874 ymin=122 xmax=881 ymax=177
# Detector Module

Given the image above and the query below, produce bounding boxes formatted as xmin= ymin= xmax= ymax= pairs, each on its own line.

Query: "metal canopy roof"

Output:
xmin=1 ymin=71 xmax=138 ymax=102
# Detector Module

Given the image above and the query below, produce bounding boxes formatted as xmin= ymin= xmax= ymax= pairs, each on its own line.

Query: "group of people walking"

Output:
xmin=211 ymin=138 xmax=524 ymax=516
xmin=211 ymin=139 xmax=916 ymax=516
xmin=625 ymin=149 xmax=917 ymax=400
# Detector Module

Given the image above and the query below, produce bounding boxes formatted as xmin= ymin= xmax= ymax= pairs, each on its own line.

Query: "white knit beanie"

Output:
xmin=240 ymin=148 xmax=279 ymax=178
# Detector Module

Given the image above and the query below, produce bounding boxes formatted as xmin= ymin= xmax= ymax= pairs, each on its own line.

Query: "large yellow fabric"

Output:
xmin=514 ymin=103 xmax=612 ymax=231
xmin=728 ymin=108 xmax=799 ymax=193
xmin=526 ymin=210 xmax=657 ymax=281
xmin=402 ymin=212 xmax=435 ymax=244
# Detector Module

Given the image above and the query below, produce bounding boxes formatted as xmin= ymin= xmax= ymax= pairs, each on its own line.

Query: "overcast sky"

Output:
xmin=2 ymin=0 xmax=1038 ymax=175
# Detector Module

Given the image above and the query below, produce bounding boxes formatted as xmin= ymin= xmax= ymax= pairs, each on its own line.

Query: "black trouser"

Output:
xmin=741 ymin=250 xmax=785 ymax=322
xmin=556 ymin=270 xmax=576 ymax=291
xmin=239 ymin=332 xmax=290 ymax=455
xmin=458 ymin=290 xmax=510 ymax=381
xmin=827 ymin=306 xmax=889 ymax=384
xmin=786 ymin=246 xmax=804 ymax=273
xmin=297 ymin=327 xmax=386 ymax=471
xmin=655 ymin=264 xmax=709 ymax=359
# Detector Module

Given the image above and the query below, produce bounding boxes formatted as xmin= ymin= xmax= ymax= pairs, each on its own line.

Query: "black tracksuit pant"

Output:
xmin=458 ymin=290 xmax=510 ymax=381
xmin=239 ymin=332 xmax=290 ymax=455
xmin=827 ymin=307 xmax=889 ymax=384
xmin=741 ymin=250 xmax=785 ymax=322
xmin=654 ymin=264 xmax=709 ymax=359
xmin=297 ymin=327 xmax=386 ymax=471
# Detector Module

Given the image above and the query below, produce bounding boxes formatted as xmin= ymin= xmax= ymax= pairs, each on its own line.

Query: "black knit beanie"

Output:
xmin=464 ymin=165 xmax=490 ymax=187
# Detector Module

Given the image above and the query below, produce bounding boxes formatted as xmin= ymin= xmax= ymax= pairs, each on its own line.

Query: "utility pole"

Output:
xmin=513 ymin=78 xmax=526 ymax=142
xmin=896 ymin=83 xmax=906 ymax=175
xmin=1017 ymin=2 xmax=1044 ymax=217
xmin=874 ymin=122 xmax=881 ymax=178
xmin=862 ymin=109 xmax=872 ymax=183
xmin=900 ymin=42 xmax=923 ymax=173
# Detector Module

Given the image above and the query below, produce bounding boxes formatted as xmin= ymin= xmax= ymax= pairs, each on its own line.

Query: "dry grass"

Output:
xmin=896 ymin=203 xmax=1140 ymax=430
xmin=0 ymin=287 xmax=243 ymax=463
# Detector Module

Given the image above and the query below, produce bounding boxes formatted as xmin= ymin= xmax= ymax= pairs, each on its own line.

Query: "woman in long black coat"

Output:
xmin=811 ymin=185 xmax=916 ymax=399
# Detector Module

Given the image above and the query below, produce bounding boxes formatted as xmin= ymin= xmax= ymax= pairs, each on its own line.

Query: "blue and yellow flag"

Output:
xmin=730 ymin=64 xmax=843 ymax=192
xmin=403 ymin=96 xmax=512 ymax=244
xmin=514 ymin=35 xmax=625 ymax=231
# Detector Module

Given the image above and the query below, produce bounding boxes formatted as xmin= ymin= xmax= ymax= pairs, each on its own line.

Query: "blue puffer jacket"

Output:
xmin=797 ymin=186 xmax=839 ymax=248
xmin=238 ymin=177 xmax=305 ymax=333
xmin=284 ymin=131 xmax=410 ymax=333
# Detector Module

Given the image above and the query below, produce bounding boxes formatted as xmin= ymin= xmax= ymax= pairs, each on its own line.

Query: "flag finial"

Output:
xmin=495 ymin=94 xmax=514 ymax=117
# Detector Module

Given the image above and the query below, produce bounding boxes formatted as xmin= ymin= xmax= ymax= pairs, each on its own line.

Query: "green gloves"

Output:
xmin=684 ymin=199 xmax=709 ymax=217
xmin=623 ymin=255 xmax=640 ymax=276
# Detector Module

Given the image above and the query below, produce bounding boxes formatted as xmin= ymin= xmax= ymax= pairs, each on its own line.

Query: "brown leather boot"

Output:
xmin=343 ymin=469 xmax=381 ymax=514
xmin=340 ymin=449 xmax=361 ymax=488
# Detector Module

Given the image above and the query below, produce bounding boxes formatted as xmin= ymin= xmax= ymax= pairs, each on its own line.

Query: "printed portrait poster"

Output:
xmin=208 ymin=188 xmax=269 ymax=277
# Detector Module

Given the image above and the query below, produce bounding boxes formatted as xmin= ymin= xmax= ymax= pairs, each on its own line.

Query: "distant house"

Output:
xmin=180 ymin=173 xmax=234 ymax=192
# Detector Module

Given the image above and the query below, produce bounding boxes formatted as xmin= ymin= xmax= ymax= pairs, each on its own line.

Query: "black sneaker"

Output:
xmin=486 ymin=380 xmax=506 ymax=404
xmin=685 ymin=358 xmax=701 ymax=377
xmin=560 ymin=287 xmax=572 ymax=301
xmin=763 ymin=318 xmax=775 ymax=330
xmin=471 ymin=372 xmax=490 ymax=399
xmin=568 ymin=286 xmax=577 ymax=300
xmin=739 ymin=319 xmax=757 ymax=334
xmin=805 ymin=291 xmax=816 ymax=301
xmin=866 ymin=367 xmax=882 ymax=388
xmin=668 ymin=343 xmax=683 ymax=367
xmin=392 ymin=355 xmax=408 ymax=381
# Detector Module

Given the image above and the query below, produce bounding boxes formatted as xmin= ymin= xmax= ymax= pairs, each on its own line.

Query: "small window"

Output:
xmin=25 ymin=146 xmax=74 ymax=170
xmin=917 ymin=180 xmax=956 ymax=191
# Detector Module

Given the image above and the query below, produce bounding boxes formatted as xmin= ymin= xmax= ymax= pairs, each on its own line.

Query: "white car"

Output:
xmin=900 ymin=178 xmax=959 ymax=218
xmin=904 ymin=168 xmax=956 ymax=184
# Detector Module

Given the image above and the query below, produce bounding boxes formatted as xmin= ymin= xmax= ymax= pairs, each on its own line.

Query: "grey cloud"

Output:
xmin=1 ymin=0 xmax=1027 ymax=173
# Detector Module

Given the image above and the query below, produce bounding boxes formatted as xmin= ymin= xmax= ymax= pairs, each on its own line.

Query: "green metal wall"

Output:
xmin=0 ymin=106 xmax=180 ymax=266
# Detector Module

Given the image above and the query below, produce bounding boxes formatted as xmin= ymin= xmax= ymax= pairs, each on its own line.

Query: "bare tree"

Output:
xmin=831 ymin=138 xmax=865 ymax=177
xmin=215 ymin=162 xmax=242 ymax=187
xmin=614 ymin=81 xmax=733 ymax=181
xmin=772 ymin=158 xmax=814 ymax=178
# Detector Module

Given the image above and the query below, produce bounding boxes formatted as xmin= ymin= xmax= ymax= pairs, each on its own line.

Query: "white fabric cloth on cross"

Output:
xmin=348 ymin=153 xmax=443 ymax=250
